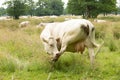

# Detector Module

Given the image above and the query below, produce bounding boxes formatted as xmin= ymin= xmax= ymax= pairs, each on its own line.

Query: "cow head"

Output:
xmin=42 ymin=36 xmax=60 ymax=56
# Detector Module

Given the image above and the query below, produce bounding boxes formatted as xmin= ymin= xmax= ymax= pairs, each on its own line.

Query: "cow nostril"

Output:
xmin=56 ymin=53 xmax=61 ymax=57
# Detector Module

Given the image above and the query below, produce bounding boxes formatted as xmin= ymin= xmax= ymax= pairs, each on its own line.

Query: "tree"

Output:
xmin=67 ymin=0 xmax=117 ymax=18
xmin=35 ymin=0 xmax=49 ymax=16
xmin=35 ymin=0 xmax=64 ymax=16
xmin=4 ymin=0 xmax=26 ymax=19
xmin=116 ymin=7 xmax=120 ymax=14
xmin=0 ymin=7 xmax=6 ymax=16
xmin=67 ymin=0 xmax=82 ymax=15
xmin=99 ymin=0 xmax=117 ymax=16
xmin=25 ymin=0 xmax=36 ymax=16
xmin=63 ymin=7 xmax=68 ymax=15
xmin=49 ymin=0 xmax=64 ymax=15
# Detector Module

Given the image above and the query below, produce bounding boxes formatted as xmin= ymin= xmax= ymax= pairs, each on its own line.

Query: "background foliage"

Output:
xmin=0 ymin=0 xmax=119 ymax=19
xmin=2 ymin=0 xmax=63 ymax=19
xmin=67 ymin=0 xmax=117 ymax=18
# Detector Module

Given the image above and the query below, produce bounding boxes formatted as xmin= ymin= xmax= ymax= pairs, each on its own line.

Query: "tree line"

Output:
xmin=2 ymin=0 xmax=64 ymax=19
xmin=0 ymin=0 xmax=119 ymax=19
xmin=67 ymin=0 xmax=117 ymax=18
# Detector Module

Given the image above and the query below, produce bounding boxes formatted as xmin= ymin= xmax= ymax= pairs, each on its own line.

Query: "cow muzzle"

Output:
xmin=52 ymin=53 xmax=61 ymax=62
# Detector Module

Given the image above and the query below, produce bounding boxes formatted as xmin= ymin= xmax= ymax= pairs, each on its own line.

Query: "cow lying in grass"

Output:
xmin=19 ymin=21 xmax=30 ymax=28
xmin=40 ymin=19 xmax=104 ymax=66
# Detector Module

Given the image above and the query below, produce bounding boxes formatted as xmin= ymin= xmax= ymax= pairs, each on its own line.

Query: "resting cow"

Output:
xmin=19 ymin=21 xmax=30 ymax=28
xmin=40 ymin=19 xmax=103 ymax=65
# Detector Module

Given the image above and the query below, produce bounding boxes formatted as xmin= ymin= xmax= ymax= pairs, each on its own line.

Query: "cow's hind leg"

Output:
xmin=88 ymin=48 xmax=95 ymax=67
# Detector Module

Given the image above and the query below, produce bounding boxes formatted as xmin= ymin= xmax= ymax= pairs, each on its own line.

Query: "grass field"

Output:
xmin=0 ymin=15 xmax=120 ymax=80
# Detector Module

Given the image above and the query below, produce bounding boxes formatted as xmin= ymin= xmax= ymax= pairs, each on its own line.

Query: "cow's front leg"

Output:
xmin=60 ymin=44 xmax=67 ymax=53
xmin=52 ymin=44 xmax=67 ymax=62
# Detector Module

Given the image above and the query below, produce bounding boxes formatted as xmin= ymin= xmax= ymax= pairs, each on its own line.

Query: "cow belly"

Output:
xmin=66 ymin=41 xmax=85 ymax=54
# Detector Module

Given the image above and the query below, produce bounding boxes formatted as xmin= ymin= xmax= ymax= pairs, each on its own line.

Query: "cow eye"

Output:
xmin=50 ymin=44 xmax=54 ymax=47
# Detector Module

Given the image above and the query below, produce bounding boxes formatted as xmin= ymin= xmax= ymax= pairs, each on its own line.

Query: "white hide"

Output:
xmin=40 ymin=19 xmax=102 ymax=66
xmin=19 ymin=21 xmax=30 ymax=28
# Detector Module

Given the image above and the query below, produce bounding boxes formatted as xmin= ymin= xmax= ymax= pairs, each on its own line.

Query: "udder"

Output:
xmin=75 ymin=42 xmax=86 ymax=54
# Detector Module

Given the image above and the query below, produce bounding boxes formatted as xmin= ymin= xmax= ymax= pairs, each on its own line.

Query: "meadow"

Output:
xmin=0 ymin=15 xmax=120 ymax=80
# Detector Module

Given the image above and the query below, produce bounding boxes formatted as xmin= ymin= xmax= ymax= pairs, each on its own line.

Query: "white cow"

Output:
xmin=94 ymin=19 xmax=106 ymax=23
xmin=19 ymin=21 xmax=30 ymax=28
xmin=40 ymin=19 xmax=103 ymax=65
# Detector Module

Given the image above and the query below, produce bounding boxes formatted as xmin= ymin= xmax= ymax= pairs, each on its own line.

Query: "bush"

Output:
xmin=113 ymin=32 xmax=120 ymax=39
xmin=95 ymin=31 xmax=105 ymax=39
xmin=0 ymin=58 xmax=16 ymax=72
xmin=108 ymin=40 xmax=117 ymax=52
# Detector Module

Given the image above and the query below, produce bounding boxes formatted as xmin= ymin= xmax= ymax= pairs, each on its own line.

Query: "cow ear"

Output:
xmin=42 ymin=38 xmax=48 ymax=43
xmin=56 ymin=38 xmax=60 ymax=42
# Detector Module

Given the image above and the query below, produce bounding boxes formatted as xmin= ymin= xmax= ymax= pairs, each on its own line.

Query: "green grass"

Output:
xmin=0 ymin=15 xmax=120 ymax=80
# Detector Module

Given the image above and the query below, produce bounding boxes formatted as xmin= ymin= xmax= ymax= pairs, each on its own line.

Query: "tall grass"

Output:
xmin=0 ymin=16 xmax=120 ymax=80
